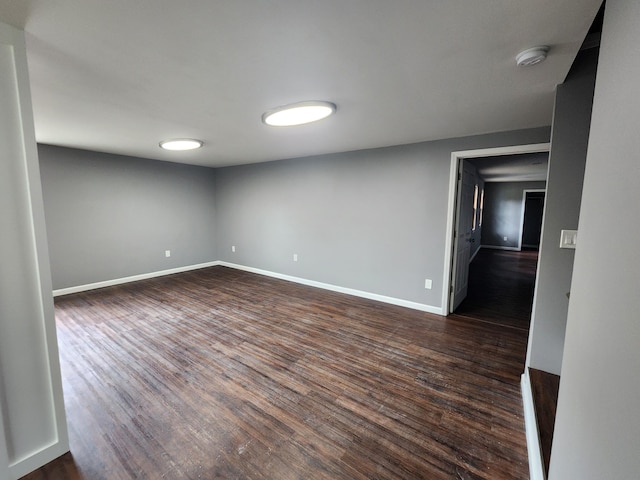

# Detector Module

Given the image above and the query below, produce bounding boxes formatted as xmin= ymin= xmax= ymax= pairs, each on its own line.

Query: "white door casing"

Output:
xmin=442 ymin=143 xmax=550 ymax=316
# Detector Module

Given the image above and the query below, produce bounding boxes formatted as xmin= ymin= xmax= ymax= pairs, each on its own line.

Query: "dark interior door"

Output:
xmin=522 ymin=192 xmax=545 ymax=248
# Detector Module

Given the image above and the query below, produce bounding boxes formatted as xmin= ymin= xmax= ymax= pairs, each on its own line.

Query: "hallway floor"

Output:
xmin=453 ymin=248 xmax=539 ymax=330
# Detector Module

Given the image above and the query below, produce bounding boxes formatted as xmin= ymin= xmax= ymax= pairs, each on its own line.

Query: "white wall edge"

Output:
xmin=219 ymin=262 xmax=443 ymax=315
xmin=521 ymin=371 xmax=545 ymax=480
xmin=9 ymin=440 xmax=68 ymax=480
xmin=1 ymin=21 xmax=71 ymax=477
xmin=52 ymin=261 xmax=220 ymax=296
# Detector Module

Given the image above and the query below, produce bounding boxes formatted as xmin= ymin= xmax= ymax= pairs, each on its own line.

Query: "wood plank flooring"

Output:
xmin=529 ymin=368 xmax=560 ymax=478
xmin=23 ymin=266 xmax=530 ymax=479
xmin=454 ymin=249 xmax=539 ymax=330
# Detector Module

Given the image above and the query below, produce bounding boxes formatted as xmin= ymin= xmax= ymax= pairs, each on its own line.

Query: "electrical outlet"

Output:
xmin=232 ymin=245 xmax=236 ymax=252
xmin=165 ymin=250 xmax=171 ymax=258
xmin=503 ymin=236 xmax=508 ymax=241
xmin=293 ymin=253 xmax=298 ymax=262
xmin=424 ymin=279 xmax=432 ymax=290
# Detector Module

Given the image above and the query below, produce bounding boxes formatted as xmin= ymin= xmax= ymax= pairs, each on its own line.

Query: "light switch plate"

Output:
xmin=560 ymin=229 xmax=577 ymax=249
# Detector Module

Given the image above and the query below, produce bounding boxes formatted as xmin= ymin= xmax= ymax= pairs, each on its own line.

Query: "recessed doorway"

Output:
xmin=443 ymin=144 xmax=550 ymax=326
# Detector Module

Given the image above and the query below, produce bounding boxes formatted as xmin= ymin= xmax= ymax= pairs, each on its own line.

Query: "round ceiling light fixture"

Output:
xmin=159 ymin=138 xmax=203 ymax=151
xmin=516 ymin=46 xmax=550 ymax=67
xmin=262 ymin=101 xmax=336 ymax=127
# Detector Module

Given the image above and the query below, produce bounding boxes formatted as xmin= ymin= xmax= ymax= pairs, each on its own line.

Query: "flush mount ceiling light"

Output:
xmin=262 ymin=101 xmax=336 ymax=127
xmin=516 ymin=46 xmax=550 ymax=67
xmin=159 ymin=139 xmax=203 ymax=151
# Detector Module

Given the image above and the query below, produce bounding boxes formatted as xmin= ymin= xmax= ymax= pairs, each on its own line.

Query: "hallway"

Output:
xmin=453 ymin=248 xmax=539 ymax=330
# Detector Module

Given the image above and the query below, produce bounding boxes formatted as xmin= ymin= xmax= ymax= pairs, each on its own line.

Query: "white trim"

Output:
xmin=443 ymin=143 xmax=551 ymax=316
xmin=219 ymin=262 xmax=443 ymax=315
xmin=52 ymin=260 xmax=442 ymax=315
xmin=1 ymin=22 xmax=71 ymax=478
xmin=53 ymin=261 xmax=220 ymax=296
xmin=0 ymin=393 xmax=7 ymax=480
xmin=520 ymin=189 xmax=546 ymax=251
xmin=9 ymin=441 xmax=69 ymax=480
xmin=521 ymin=371 xmax=545 ymax=480
xmin=480 ymin=244 xmax=521 ymax=251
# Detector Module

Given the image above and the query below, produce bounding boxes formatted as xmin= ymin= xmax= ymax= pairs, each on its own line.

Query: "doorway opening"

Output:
xmin=521 ymin=190 xmax=546 ymax=250
xmin=442 ymin=144 xmax=550 ymax=323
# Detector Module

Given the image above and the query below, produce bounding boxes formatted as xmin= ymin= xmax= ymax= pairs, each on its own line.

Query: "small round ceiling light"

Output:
xmin=516 ymin=46 xmax=550 ymax=67
xmin=159 ymin=139 xmax=203 ymax=151
xmin=262 ymin=101 xmax=336 ymax=127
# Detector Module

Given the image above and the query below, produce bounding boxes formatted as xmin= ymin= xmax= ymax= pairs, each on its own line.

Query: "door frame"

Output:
xmin=442 ymin=143 xmax=550 ymax=316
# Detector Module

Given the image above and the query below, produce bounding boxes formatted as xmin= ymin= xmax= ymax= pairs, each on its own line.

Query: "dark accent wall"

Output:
xmin=481 ymin=181 xmax=546 ymax=249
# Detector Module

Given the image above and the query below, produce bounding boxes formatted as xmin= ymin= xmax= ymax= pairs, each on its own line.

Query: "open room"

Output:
xmin=3 ymin=1 xmax=640 ymax=480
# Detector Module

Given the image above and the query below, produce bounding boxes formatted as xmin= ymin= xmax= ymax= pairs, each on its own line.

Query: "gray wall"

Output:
xmin=39 ymin=145 xmax=217 ymax=290
xmin=481 ymin=181 xmax=546 ymax=249
xmin=215 ymin=127 xmax=550 ymax=311
xmin=525 ymin=46 xmax=598 ymax=376
xmin=550 ymin=0 xmax=640 ymax=477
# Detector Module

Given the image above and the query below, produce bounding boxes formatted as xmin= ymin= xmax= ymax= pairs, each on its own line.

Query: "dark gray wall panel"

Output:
xmin=481 ymin=181 xmax=546 ymax=248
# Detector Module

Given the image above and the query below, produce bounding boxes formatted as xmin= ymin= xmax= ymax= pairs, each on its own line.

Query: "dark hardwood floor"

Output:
xmin=529 ymin=368 xmax=560 ymax=478
xmin=454 ymin=248 xmax=539 ymax=330
xmin=23 ymin=266 xmax=530 ymax=479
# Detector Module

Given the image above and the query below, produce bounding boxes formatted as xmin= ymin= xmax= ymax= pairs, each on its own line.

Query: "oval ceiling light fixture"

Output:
xmin=262 ymin=101 xmax=336 ymax=127
xmin=159 ymin=138 xmax=203 ymax=151
xmin=516 ymin=46 xmax=550 ymax=67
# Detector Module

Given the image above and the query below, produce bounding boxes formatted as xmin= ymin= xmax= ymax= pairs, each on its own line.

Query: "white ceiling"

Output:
xmin=0 ymin=0 xmax=602 ymax=168
xmin=468 ymin=152 xmax=549 ymax=183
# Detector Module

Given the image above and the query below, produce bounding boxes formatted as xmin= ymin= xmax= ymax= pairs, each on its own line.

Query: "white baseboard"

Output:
xmin=218 ymin=262 xmax=443 ymax=315
xmin=53 ymin=260 xmax=443 ymax=316
xmin=52 ymin=261 xmax=220 ymax=296
xmin=9 ymin=440 xmax=69 ymax=480
xmin=521 ymin=370 xmax=545 ymax=480
xmin=481 ymin=244 xmax=521 ymax=251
